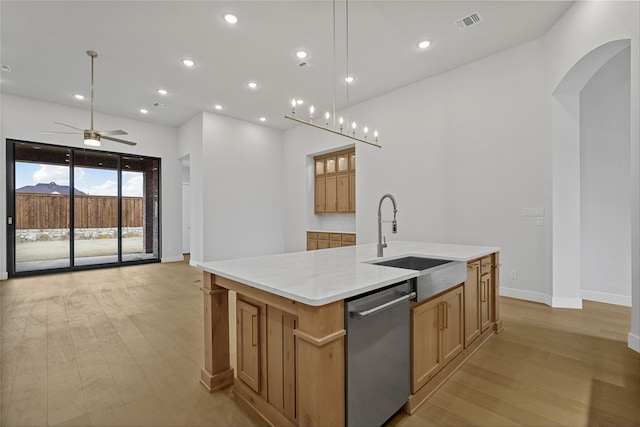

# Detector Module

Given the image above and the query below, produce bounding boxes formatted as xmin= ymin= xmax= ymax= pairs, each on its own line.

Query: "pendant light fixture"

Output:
xmin=285 ymin=0 xmax=381 ymax=148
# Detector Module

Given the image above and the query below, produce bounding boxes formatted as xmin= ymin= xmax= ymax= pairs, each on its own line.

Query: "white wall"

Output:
xmin=285 ymin=39 xmax=549 ymax=300
xmin=0 ymin=94 xmax=184 ymax=273
xmin=180 ymin=111 xmax=285 ymax=262
xmin=544 ymin=0 xmax=639 ymax=350
xmin=580 ymin=47 xmax=631 ymax=306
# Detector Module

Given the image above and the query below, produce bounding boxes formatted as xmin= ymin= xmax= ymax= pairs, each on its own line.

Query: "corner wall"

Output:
xmin=180 ymin=111 xmax=285 ymax=263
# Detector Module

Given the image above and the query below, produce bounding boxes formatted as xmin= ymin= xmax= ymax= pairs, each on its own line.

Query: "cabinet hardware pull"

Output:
xmin=350 ymin=292 xmax=416 ymax=319
xmin=439 ymin=302 xmax=445 ymax=331
xmin=444 ymin=302 xmax=449 ymax=329
xmin=251 ymin=314 xmax=257 ymax=347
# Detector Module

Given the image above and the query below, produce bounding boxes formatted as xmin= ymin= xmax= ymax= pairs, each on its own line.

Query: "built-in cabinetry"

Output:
xmin=307 ymin=231 xmax=355 ymax=250
xmin=235 ymin=295 xmax=298 ymax=424
xmin=412 ymin=285 xmax=463 ymax=392
xmin=314 ymin=148 xmax=355 ymax=214
xmin=464 ymin=255 xmax=494 ymax=347
xmin=406 ymin=252 xmax=501 ymax=414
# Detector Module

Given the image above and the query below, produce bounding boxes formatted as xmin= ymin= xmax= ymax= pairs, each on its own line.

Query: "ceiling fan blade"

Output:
xmin=41 ymin=131 xmax=82 ymax=135
xmin=54 ymin=121 xmax=85 ymax=131
xmin=102 ymin=135 xmax=137 ymax=146
xmin=96 ymin=129 xmax=128 ymax=136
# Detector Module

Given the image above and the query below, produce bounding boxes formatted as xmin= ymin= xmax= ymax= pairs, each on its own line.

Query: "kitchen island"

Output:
xmin=196 ymin=241 xmax=501 ymax=426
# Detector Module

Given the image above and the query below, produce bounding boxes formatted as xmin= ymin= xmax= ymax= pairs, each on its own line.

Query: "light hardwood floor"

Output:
xmin=1 ymin=259 xmax=638 ymax=427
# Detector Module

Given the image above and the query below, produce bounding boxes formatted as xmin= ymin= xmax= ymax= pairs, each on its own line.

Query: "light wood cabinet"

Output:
xmin=237 ymin=299 xmax=260 ymax=393
xmin=314 ymin=148 xmax=355 ymax=214
xmin=412 ymin=285 xmax=463 ymax=393
xmin=236 ymin=297 xmax=299 ymax=424
xmin=266 ymin=307 xmax=297 ymax=423
xmin=307 ymin=231 xmax=356 ymax=250
xmin=464 ymin=261 xmax=481 ymax=347
xmin=464 ymin=256 xmax=493 ymax=348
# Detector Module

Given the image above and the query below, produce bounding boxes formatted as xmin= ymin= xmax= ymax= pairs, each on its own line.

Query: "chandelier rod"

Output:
xmin=284 ymin=114 xmax=381 ymax=148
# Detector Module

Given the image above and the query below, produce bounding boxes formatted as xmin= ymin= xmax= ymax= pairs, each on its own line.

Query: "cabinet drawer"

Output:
xmin=330 ymin=233 xmax=342 ymax=241
xmin=318 ymin=240 xmax=330 ymax=249
xmin=317 ymin=233 xmax=330 ymax=240
xmin=307 ymin=232 xmax=318 ymax=239
xmin=329 ymin=241 xmax=342 ymax=248
xmin=480 ymin=256 xmax=492 ymax=275
xmin=307 ymin=240 xmax=318 ymax=251
xmin=341 ymin=233 xmax=355 ymax=243
xmin=341 ymin=241 xmax=355 ymax=247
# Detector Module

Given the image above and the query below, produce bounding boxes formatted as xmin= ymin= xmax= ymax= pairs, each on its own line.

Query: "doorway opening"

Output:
xmin=551 ymin=39 xmax=632 ymax=307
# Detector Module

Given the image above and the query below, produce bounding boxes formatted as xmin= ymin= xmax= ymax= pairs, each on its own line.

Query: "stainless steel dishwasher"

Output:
xmin=346 ymin=281 xmax=416 ymax=427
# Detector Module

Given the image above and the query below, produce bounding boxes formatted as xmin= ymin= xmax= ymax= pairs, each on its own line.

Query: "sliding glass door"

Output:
xmin=6 ymin=140 xmax=161 ymax=276
xmin=12 ymin=143 xmax=72 ymax=272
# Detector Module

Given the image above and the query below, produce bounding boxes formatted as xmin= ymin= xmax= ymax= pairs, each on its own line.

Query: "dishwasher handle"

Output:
xmin=350 ymin=292 xmax=416 ymax=319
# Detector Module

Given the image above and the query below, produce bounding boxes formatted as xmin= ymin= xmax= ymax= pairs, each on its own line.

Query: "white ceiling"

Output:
xmin=1 ymin=1 xmax=573 ymax=131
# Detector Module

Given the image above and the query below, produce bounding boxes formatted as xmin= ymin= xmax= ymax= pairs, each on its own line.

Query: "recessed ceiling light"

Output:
xmin=182 ymin=58 xmax=195 ymax=67
xmin=74 ymin=94 xmax=85 ymax=100
xmin=344 ymin=76 xmax=355 ymax=84
xmin=296 ymin=50 xmax=308 ymax=59
xmin=224 ymin=14 xmax=238 ymax=24
xmin=139 ymin=108 xmax=149 ymax=114
xmin=296 ymin=99 xmax=304 ymax=105
xmin=247 ymin=81 xmax=258 ymax=89
xmin=157 ymin=89 xmax=168 ymax=95
xmin=418 ymin=40 xmax=432 ymax=49
xmin=214 ymin=104 xmax=223 ymax=110
xmin=259 ymin=117 xmax=267 ymax=122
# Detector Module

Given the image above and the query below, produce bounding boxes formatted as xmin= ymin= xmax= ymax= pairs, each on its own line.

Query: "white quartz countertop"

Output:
xmin=196 ymin=241 xmax=499 ymax=306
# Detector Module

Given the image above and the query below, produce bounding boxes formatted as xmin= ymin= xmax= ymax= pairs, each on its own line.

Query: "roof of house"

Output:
xmin=16 ymin=182 xmax=87 ymax=196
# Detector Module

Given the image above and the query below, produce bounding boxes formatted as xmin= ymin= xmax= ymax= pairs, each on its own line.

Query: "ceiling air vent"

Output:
xmin=455 ymin=12 xmax=482 ymax=30
xmin=297 ymin=61 xmax=315 ymax=70
xmin=1 ymin=65 xmax=11 ymax=72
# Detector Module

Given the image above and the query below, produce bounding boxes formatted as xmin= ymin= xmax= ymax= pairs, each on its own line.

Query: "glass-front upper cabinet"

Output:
xmin=350 ymin=152 xmax=356 ymax=171
xmin=325 ymin=156 xmax=337 ymax=174
xmin=315 ymin=159 xmax=325 ymax=176
xmin=337 ymin=153 xmax=349 ymax=173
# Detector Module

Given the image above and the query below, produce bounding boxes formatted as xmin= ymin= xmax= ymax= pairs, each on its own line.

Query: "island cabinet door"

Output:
xmin=412 ymin=297 xmax=443 ymax=392
xmin=237 ymin=300 xmax=260 ymax=393
xmin=464 ymin=261 xmax=481 ymax=347
xmin=441 ymin=286 xmax=464 ymax=367
xmin=266 ymin=307 xmax=298 ymax=423
xmin=480 ymin=273 xmax=492 ymax=333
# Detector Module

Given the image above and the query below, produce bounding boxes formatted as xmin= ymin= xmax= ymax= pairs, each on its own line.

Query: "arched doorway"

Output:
xmin=551 ymin=39 xmax=632 ymax=308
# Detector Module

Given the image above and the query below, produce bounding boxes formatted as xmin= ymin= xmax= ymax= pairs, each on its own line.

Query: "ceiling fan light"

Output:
xmin=84 ymin=135 xmax=101 ymax=147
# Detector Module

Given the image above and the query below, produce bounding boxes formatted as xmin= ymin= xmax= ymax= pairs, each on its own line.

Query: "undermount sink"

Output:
xmin=371 ymin=256 xmax=467 ymax=301
xmin=372 ymin=256 xmax=453 ymax=271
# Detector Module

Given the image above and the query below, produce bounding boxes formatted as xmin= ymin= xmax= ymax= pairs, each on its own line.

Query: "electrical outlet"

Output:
xmin=509 ymin=270 xmax=517 ymax=279
xmin=536 ymin=217 xmax=544 ymax=226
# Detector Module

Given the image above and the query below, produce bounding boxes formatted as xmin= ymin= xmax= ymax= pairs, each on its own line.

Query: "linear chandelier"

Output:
xmin=284 ymin=0 xmax=382 ymax=149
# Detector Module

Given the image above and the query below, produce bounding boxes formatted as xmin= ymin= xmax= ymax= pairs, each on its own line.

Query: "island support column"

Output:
xmin=200 ymin=272 xmax=234 ymax=390
xmin=293 ymin=300 xmax=346 ymax=427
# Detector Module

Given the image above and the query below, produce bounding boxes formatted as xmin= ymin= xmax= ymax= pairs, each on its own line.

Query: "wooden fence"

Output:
xmin=16 ymin=193 xmax=143 ymax=229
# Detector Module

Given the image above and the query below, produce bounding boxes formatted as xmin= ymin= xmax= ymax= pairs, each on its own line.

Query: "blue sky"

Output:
xmin=16 ymin=162 xmax=143 ymax=197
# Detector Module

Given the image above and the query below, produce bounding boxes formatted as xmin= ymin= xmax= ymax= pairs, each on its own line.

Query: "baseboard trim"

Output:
xmin=581 ymin=290 xmax=631 ymax=307
xmin=161 ymin=255 xmax=185 ymax=263
xmin=628 ymin=332 xmax=640 ymax=353
xmin=0 ymin=272 xmax=7 ymax=280
xmin=551 ymin=296 xmax=583 ymax=309
xmin=499 ymin=287 xmax=552 ymax=306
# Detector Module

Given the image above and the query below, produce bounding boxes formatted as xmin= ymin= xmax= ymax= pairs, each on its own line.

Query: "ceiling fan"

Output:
xmin=43 ymin=50 xmax=137 ymax=147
